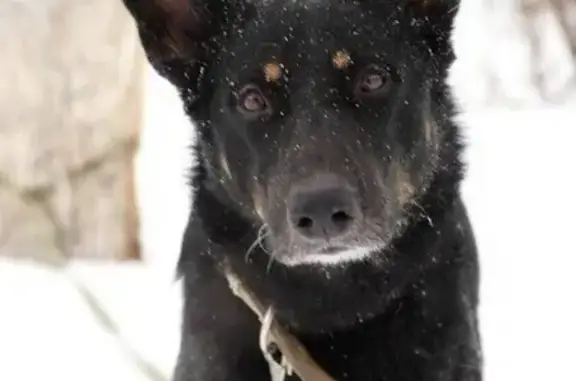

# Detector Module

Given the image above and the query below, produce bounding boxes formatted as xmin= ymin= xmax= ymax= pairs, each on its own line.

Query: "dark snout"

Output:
xmin=287 ymin=174 xmax=359 ymax=242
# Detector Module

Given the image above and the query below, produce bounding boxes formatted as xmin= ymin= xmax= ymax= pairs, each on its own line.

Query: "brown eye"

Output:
xmin=354 ymin=66 xmax=392 ymax=97
xmin=237 ymin=85 xmax=269 ymax=115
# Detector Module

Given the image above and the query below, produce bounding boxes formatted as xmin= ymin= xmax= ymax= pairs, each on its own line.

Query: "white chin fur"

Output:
xmin=286 ymin=247 xmax=379 ymax=267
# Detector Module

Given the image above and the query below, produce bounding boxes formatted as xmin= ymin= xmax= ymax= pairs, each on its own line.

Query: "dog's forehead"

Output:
xmin=248 ymin=0 xmax=396 ymax=29
xmin=247 ymin=0 xmax=343 ymax=8
xmin=235 ymin=0 xmax=400 ymax=59
xmin=219 ymin=0 xmax=419 ymax=86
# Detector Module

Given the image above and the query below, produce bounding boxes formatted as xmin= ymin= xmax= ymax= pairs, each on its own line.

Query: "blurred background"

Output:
xmin=0 ymin=0 xmax=574 ymax=380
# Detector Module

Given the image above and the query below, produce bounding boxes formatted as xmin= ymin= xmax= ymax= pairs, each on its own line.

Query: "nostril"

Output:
xmin=331 ymin=210 xmax=353 ymax=227
xmin=296 ymin=216 xmax=314 ymax=229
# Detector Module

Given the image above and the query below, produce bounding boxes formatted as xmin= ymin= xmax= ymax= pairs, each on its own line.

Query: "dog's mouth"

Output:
xmin=263 ymin=220 xmax=390 ymax=267
xmin=319 ymin=245 xmax=348 ymax=254
xmin=275 ymin=244 xmax=383 ymax=267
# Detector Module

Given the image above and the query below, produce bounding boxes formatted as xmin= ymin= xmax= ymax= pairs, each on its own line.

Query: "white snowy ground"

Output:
xmin=1 ymin=2 xmax=575 ymax=380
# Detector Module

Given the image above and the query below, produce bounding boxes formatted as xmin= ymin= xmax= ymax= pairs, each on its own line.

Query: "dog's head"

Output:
xmin=124 ymin=0 xmax=461 ymax=267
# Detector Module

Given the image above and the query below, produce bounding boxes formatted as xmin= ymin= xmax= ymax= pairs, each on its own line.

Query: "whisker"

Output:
xmin=266 ymin=243 xmax=288 ymax=273
xmin=257 ymin=226 xmax=271 ymax=254
xmin=267 ymin=227 xmax=296 ymax=273
xmin=411 ymin=199 xmax=433 ymax=227
xmin=244 ymin=224 xmax=269 ymax=262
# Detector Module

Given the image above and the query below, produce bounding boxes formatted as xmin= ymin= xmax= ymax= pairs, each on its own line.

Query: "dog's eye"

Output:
xmin=237 ymin=85 xmax=269 ymax=115
xmin=354 ymin=65 xmax=392 ymax=98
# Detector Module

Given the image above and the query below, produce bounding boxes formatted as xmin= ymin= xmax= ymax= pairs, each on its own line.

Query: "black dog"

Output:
xmin=123 ymin=0 xmax=482 ymax=380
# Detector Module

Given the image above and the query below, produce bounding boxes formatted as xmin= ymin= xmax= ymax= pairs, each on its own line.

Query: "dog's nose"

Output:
xmin=288 ymin=175 xmax=357 ymax=240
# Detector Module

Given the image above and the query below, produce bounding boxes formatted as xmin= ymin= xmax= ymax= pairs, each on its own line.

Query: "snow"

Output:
xmin=460 ymin=108 xmax=576 ymax=381
xmin=0 ymin=258 xmax=182 ymax=381
xmin=1 ymin=2 xmax=575 ymax=380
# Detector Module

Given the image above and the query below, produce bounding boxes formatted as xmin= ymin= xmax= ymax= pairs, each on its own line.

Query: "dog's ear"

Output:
xmin=123 ymin=0 xmax=252 ymax=87
xmin=408 ymin=0 xmax=460 ymax=56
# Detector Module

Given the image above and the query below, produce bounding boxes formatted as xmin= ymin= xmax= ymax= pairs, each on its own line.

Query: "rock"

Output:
xmin=450 ymin=0 xmax=576 ymax=109
xmin=0 ymin=0 xmax=145 ymax=261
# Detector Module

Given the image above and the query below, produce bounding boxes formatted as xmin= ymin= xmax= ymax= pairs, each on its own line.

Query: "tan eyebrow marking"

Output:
xmin=263 ymin=62 xmax=283 ymax=82
xmin=332 ymin=49 xmax=352 ymax=70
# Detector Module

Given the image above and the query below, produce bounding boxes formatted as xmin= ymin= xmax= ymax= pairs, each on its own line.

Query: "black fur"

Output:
xmin=123 ymin=0 xmax=482 ymax=380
